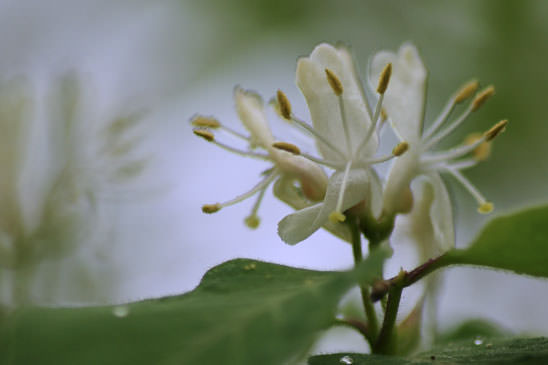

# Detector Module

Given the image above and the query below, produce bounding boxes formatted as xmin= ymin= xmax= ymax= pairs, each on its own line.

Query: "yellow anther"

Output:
xmin=377 ymin=63 xmax=392 ymax=94
xmin=464 ymin=133 xmax=491 ymax=161
xmin=454 ymin=80 xmax=479 ymax=104
xmin=276 ymin=90 xmax=292 ymax=120
xmin=484 ymin=119 xmax=508 ymax=141
xmin=325 ymin=68 xmax=343 ymax=96
xmin=272 ymin=141 xmax=301 ymax=155
xmin=478 ymin=202 xmax=494 ymax=214
xmin=392 ymin=141 xmax=409 ymax=156
xmin=193 ymin=129 xmax=215 ymax=142
xmin=244 ymin=215 xmax=260 ymax=229
xmin=380 ymin=108 xmax=388 ymax=123
xmin=471 ymin=85 xmax=495 ymax=111
xmin=328 ymin=211 xmax=346 ymax=223
xmin=202 ymin=203 xmax=221 ymax=214
xmin=191 ymin=116 xmax=221 ymax=129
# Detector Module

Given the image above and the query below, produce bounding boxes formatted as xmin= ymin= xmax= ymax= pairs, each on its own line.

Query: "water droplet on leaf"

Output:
xmin=339 ymin=355 xmax=353 ymax=364
xmin=474 ymin=337 xmax=483 ymax=345
xmin=112 ymin=305 xmax=130 ymax=318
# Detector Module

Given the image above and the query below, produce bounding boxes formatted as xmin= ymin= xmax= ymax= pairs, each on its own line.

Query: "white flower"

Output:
xmin=277 ymin=43 xmax=407 ymax=245
xmin=369 ymin=43 xmax=507 ymax=251
xmin=193 ymin=87 xmax=328 ymax=228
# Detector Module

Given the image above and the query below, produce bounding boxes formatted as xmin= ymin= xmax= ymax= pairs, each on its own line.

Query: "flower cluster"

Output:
xmin=193 ymin=43 xmax=507 ymax=254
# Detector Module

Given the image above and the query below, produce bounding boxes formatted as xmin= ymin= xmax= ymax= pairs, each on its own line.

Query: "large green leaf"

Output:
xmin=0 ymin=251 xmax=385 ymax=365
xmin=308 ymin=337 xmax=548 ymax=364
xmin=446 ymin=205 xmax=548 ymax=277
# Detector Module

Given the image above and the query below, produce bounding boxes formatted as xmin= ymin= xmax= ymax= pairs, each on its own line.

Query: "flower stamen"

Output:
xmin=423 ymin=80 xmax=479 ymax=140
xmin=445 ymin=167 xmax=493 ymax=214
xmin=201 ymin=169 xmax=279 ymax=214
xmin=193 ymin=128 xmax=270 ymax=160
xmin=272 ymin=141 xmax=301 ymax=155
xmin=329 ymin=160 xmax=353 ymax=223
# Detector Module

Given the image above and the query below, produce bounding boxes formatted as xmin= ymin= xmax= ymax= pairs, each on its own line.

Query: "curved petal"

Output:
xmin=382 ymin=150 xmax=420 ymax=215
xmin=369 ymin=43 xmax=426 ymax=142
xmin=426 ymin=172 xmax=455 ymax=252
xmin=234 ymin=87 xmax=275 ymax=150
xmin=367 ymin=168 xmax=383 ymax=219
xmin=296 ymin=44 xmax=376 ymax=161
xmin=278 ymin=168 xmax=369 ymax=245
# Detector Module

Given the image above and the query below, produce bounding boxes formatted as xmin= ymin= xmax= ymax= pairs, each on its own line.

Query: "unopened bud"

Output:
xmin=484 ymin=119 xmax=508 ymax=141
xmin=377 ymin=63 xmax=392 ymax=94
xmin=193 ymin=129 xmax=215 ymax=142
xmin=272 ymin=141 xmax=301 ymax=155
xmin=325 ymin=68 xmax=343 ymax=96
xmin=276 ymin=90 xmax=292 ymax=119
xmin=454 ymin=80 xmax=479 ymax=104
xmin=471 ymin=86 xmax=495 ymax=111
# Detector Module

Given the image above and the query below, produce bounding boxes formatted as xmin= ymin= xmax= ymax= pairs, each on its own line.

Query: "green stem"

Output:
xmin=374 ymin=275 xmax=403 ymax=354
xmin=348 ymin=218 xmax=379 ymax=345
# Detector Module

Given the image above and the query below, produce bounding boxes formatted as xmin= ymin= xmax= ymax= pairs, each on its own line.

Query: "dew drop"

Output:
xmin=339 ymin=355 xmax=353 ymax=364
xmin=473 ymin=337 xmax=483 ymax=345
xmin=112 ymin=305 xmax=130 ymax=318
xmin=335 ymin=313 xmax=344 ymax=320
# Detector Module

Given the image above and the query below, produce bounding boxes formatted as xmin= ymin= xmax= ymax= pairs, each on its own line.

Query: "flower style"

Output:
xmin=277 ymin=43 xmax=408 ymax=245
xmin=369 ymin=43 xmax=507 ymax=252
xmin=193 ymin=87 xmax=329 ymax=228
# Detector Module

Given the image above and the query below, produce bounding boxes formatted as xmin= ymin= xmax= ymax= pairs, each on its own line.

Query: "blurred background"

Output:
xmin=1 ymin=0 xmax=547 ymax=355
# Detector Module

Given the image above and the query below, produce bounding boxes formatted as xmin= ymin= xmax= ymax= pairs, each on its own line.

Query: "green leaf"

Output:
xmin=0 ymin=250 xmax=386 ymax=365
xmin=446 ymin=205 xmax=548 ymax=277
xmin=308 ymin=337 xmax=548 ymax=364
xmin=436 ymin=319 xmax=511 ymax=345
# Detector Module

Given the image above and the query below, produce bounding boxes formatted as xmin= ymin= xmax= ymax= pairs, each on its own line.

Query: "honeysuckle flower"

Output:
xmin=277 ymin=43 xmax=408 ymax=245
xmin=369 ymin=43 xmax=507 ymax=251
xmin=0 ymin=74 xmax=147 ymax=305
xmin=193 ymin=87 xmax=328 ymax=228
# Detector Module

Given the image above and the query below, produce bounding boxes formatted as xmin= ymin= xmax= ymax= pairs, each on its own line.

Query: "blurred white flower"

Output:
xmin=0 ymin=74 xmax=147 ymax=305
xmin=278 ymin=43 xmax=406 ymax=245
xmin=369 ymin=43 xmax=507 ymax=252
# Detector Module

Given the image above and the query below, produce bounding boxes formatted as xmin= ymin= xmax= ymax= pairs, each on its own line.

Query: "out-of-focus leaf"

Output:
xmin=446 ymin=205 xmax=548 ymax=277
xmin=309 ymin=337 xmax=548 ymax=364
xmin=436 ymin=318 xmax=511 ymax=345
xmin=0 ymin=250 xmax=386 ymax=365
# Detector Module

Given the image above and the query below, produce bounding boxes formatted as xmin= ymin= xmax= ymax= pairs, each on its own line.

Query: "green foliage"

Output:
xmin=447 ymin=205 xmax=548 ymax=277
xmin=308 ymin=337 xmax=548 ymax=364
xmin=436 ymin=319 xmax=511 ymax=345
xmin=0 ymin=252 xmax=385 ymax=365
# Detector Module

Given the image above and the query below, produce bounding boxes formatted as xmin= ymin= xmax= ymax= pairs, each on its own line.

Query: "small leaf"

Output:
xmin=0 ymin=250 xmax=386 ymax=365
xmin=446 ymin=205 xmax=548 ymax=277
xmin=309 ymin=337 xmax=548 ymax=364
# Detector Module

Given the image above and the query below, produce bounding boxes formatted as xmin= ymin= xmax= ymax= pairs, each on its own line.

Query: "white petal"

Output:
xmin=278 ymin=168 xmax=370 ymax=244
xmin=367 ymin=169 xmax=383 ymax=219
xmin=426 ymin=172 xmax=455 ymax=252
xmin=234 ymin=87 xmax=275 ymax=150
xmin=382 ymin=150 xmax=420 ymax=215
xmin=369 ymin=43 xmax=426 ymax=142
xmin=296 ymin=44 xmax=375 ymax=161
xmin=399 ymin=176 xmax=454 ymax=261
